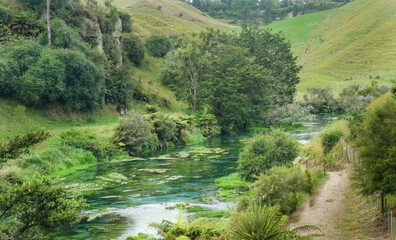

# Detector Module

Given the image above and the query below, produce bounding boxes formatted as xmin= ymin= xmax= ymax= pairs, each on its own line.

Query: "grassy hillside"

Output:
xmin=268 ymin=0 xmax=396 ymax=99
xmin=299 ymin=0 xmax=396 ymax=97
xmin=268 ymin=10 xmax=330 ymax=57
xmin=101 ymin=0 xmax=235 ymax=37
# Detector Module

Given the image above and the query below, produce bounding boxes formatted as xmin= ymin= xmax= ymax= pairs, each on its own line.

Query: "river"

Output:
xmin=54 ymin=114 xmax=337 ymax=240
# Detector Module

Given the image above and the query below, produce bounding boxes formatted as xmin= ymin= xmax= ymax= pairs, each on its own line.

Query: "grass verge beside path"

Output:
xmin=338 ymin=188 xmax=390 ymax=239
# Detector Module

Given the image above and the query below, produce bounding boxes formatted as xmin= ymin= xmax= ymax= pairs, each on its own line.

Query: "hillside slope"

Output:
xmin=268 ymin=10 xmax=330 ymax=57
xmin=101 ymin=0 xmax=235 ymax=37
xmin=298 ymin=0 xmax=396 ymax=96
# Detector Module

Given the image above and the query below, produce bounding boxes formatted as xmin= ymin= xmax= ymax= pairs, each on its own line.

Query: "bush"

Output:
xmin=0 ymin=178 xmax=85 ymax=240
xmin=0 ymin=5 xmax=9 ymax=24
xmin=113 ymin=111 xmax=151 ymax=155
xmin=18 ymin=48 xmax=105 ymax=111
xmin=0 ymin=130 xmax=50 ymax=161
xmin=151 ymin=218 xmax=224 ymax=239
xmin=339 ymin=83 xmax=390 ymax=111
xmin=123 ymin=34 xmax=145 ymax=66
xmin=38 ymin=18 xmax=90 ymax=54
xmin=251 ymin=166 xmax=306 ymax=214
xmin=105 ymin=62 xmax=142 ymax=113
xmin=1 ymin=39 xmax=43 ymax=76
xmin=261 ymin=103 xmax=311 ymax=127
xmin=119 ymin=12 xmax=132 ymax=33
xmin=238 ymin=129 xmax=299 ymax=181
xmin=320 ymin=128 xmax=344 ymax=154
xmin=0 ymin=58 xmax=17 ymax=96
xmin=60 ymin=130 xmax=116 ymax=161
xmin=303 ymin=87 xmax=339 ymax=113
xmin=230 ymin=203 xmax=289 ymax=239
xmin=196 ymin=112 xmax=221 ymax=137
xmin=146 ymin=35 xmax=172 ymax=58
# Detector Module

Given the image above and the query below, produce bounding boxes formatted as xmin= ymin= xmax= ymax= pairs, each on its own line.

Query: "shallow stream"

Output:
xmin=54 ymin=114 xmax=337 ymax=240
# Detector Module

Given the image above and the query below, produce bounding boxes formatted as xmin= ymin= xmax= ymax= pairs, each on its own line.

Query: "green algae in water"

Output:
xmin=138 ymin=168 xmax=168 ymax=174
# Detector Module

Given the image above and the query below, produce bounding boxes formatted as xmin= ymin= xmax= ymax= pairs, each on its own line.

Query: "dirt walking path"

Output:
xmin=287 ymin=165 xmax=353 ymax=239
xmin=287 ymin=164 xmax=390 ymax=239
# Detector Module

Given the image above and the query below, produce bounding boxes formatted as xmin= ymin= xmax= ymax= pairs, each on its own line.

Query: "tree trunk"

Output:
xmin=46 ymin=0 xmax=51 ymax=48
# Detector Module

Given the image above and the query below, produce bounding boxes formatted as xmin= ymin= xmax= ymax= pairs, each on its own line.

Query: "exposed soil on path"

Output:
xmin=287 ymin=164 xmax=390 ymax=239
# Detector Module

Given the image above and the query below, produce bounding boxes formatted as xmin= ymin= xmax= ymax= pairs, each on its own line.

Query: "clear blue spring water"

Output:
xmin=53 ymin=114 xmax=337 ymax=240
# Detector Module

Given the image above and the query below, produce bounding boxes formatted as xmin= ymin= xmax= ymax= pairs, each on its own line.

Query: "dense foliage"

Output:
xmin=0 ymin=130 xmax=50 ymax=161
xmin=186 ymin=0 xmax=350 ymax=23
xmin=113 ymin=111 xmax=152 ymax=155
xmin=113 ymin=109 xmax=220 ymax=156
xmin=353 ymin=93 xmax=396 ymax=211
xmin=0 ymin=0 xmax=145 ymax=113
xmin=146 ymin=35 xmax=172 ymax=58
xmin=0 ymin=178 xmax=85 ymax=240
xmin=302 ymin=83 xmax=390 ymax=114
xmin=238 ymin=129 xmax=299 ymax=181
xmin=123 ymin=34 xmax=145 ymax=67
xmin=251 ymin=166 xmax=306 ymax=214
xmin=163 ymin=26 xmax=300 ymax=132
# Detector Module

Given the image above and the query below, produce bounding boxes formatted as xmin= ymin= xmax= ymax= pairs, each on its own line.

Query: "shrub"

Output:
xmin=113 ymin=111 xmax=151 ymax=155
xmin=119 ymin=12 xmax=132 ymax=33
xmin=151 ymin=218 xmax=224 ymax=239
xmin=17 ymin=49 xmax=66 ymax=106
xmin=18 ymin=48 xmax=105 ymax=111
xmin=1 ymin=39 xmax=43 ymax=76
xmin=38 ymin=18 xmax=90 ymax=54
xmin=251 ymin=166 xmax=306 ymax=214
xmin=60 ymin=130 xmax=116 ymax=161
xmin=339 ymin=83 xmax=390 ymax=111
xmin=261 ymin=103 xmax=311 ymax=127
xmin=0 ymin=5 xmax=9 ymax=24
xmin=146 ymin=35 xmax=172 ymax=58
xmin=196 ymin=112 xmax=221 ymax=137
xmin=238 ymin=129 xmax=299 ymax=181
xmin=123 ymin=34 xmax=145 ymax=66
xmin=0 ymin=130 xmax=50 ymax=161
xmin=0 ymin=58 xmax=17 ymax=96
xmin=0 ymin=178 xmax=85 ymax=240
xmin=105 ymin=62 xmax=142 ymax=113
xmin=320 ymin=128 xmax=344 ymax=154
xmin=303 ymin=87 xmax=339 ymax=113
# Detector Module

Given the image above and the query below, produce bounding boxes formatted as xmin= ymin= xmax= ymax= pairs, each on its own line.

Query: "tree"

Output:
xmin=164 ymin=29 xmax=219 ymax=112
xmin=0 ymin=130 xmax=50 ymax=161
xmin=0 ymin=178 xmax=85 ymax=240
xmin=18 ymin=48 xmax=105 ymax=111
xmin=122 ymin=34 xmax=145 ymax=67
xmin=238 ymin=128 xmax=299 ymax=181
xmin=353 ymin=93 xmax=396 ymax=212
xmin=46 ymin=0 xmax=51 ymax=48
xmin=174 ymin=35 xmax=210 ymax=111
xmin=238 ymin=25 xmax=301 ymax=105
xmin=146 ymin=35 xmax=172 ymax=58
xmin=200 ymin=43 xmax=270 ymax=132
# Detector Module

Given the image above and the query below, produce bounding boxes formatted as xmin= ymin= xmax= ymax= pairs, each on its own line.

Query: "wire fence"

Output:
xmin=341 ymin=137 xmax=395 ymax=239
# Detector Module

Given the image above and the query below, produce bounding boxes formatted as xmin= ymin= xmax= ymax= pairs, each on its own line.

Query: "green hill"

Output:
xmin=269 ymin=0 xmax=396 ymax=99
xmin=100 ymin=0 xmax=235 ymax=37
xmin=268 ymin=10 xmax=330 ymax=57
